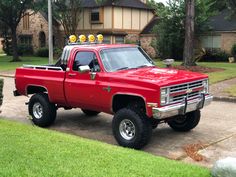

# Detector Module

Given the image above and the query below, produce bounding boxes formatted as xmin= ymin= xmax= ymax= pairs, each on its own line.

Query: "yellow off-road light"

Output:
xmin=69 ymin=35 xmax=77 ymax=43
xmin=79 ymin=35 xmax=86 ymax=43
xmin=97 ymin=34 xmax=103 ymax=43
xmin=88 ymin=34 xmax=95 ymax=43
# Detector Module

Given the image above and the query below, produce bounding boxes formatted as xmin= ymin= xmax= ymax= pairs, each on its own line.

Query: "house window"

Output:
xmin=19 ymin=35 xmax=32 ymax=45
xmin=23 ymin=13 xmax=30 ymax=30
xmin=200 ymin=35 xmax=221 ymax=49
xmin=91 ymin=8 xmax=103 ymax=23
xmin=115 ymin=36 xmax=125 ymax=44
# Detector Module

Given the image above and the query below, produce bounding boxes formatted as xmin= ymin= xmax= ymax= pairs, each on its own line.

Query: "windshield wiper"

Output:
xmin=136 ymin=65 xmax=152 ymax=69
xmin=116 ymin=67 xmax=129 ymax=71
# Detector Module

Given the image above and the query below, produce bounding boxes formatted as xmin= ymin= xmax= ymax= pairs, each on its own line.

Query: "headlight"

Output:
xmin=202 ymin=79 xmax=209 ymax=94
xmin=161 ymin=88 xmax=169 ymax=105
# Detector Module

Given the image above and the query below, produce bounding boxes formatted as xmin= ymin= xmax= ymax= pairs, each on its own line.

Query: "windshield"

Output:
xmin=100 ymin=47 xmax=155 ymax=72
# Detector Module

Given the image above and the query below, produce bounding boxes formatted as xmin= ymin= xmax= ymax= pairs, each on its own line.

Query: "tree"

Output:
xmin=0 ymin=0 xmax=34 ymax=61
xmin=183 ymin=0 xmax=195 ymax=66
xmin=152 ymin=0 xmax=214 ymax=62
xmin=152 ymin=0 xmax=186 ymax=59
xmin=53 ymin=0 xmax=81 ymax=37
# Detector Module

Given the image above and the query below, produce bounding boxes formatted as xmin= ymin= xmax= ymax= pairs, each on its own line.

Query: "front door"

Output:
xmin=65 ymin=51 xmax=102 ymax=110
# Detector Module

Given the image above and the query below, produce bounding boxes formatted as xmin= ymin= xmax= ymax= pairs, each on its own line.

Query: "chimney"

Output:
xmin=140 ymin=0 xmax=147 ymax=4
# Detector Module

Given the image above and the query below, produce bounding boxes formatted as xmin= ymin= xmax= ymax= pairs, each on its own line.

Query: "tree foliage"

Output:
xmin=151 ymin=0 xmax=216 ymax=60
xmin=0 ymin=0 xmax=35 ymax=61
xmin=53 ymin=0 xmax=81 ymax=37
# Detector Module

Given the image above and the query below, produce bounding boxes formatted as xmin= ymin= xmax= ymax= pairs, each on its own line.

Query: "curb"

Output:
xmin=213 ymin=96 xmax=236 ymax=103
xmin=0 ymin=74 xmax=15 ymax=78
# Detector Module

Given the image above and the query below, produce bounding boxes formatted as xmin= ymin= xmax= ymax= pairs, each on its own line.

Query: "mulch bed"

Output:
xmin=173 ymin=65 xmax=225 ymax=73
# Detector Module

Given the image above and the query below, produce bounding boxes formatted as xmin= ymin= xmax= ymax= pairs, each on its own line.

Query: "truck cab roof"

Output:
xmin=61 ymin=44 xmax=136 ymax=65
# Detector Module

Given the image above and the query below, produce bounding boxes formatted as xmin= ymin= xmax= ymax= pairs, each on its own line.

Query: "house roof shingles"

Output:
xmin=141 ymin=17 xmax=158 ymax=34
xmin=81 ymin=0 xmax=153 ymax=10
xmin=208 ymin=10 xmax=236 ymax=32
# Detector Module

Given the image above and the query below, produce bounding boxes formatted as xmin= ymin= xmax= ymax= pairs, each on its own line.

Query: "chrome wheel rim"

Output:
xmin=119 ymin=119 xmax=136 ymax=140
xmin=33 ymin=103 xmax=43 ymax=119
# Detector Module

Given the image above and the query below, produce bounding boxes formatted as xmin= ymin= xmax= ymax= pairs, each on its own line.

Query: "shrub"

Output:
xmin=36 ymin=47 xmax=49 ymax=57
xmin=0 ymin=79 xmax=3 ymax=106
xmin=231 ymin=44 xmax=236 ymax=57
xmin=201 ymin=49 xmax=229 ymax=62
xmin=18 ymin=44 xmax=34 ymax=56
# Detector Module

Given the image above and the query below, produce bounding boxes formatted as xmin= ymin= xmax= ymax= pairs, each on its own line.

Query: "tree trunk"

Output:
xmin=183 ymin=0 xmax=196 ymax=66
xmin=11 ymin=27 xmax=20 ymax=62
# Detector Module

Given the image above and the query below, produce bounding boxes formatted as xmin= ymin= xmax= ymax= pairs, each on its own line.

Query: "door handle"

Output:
xmin=68 ymin=73 xmax=76 ymax=77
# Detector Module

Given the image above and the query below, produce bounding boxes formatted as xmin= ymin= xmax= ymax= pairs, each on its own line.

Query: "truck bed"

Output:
xmin=15 ymin=65 xmax=67 ymax=106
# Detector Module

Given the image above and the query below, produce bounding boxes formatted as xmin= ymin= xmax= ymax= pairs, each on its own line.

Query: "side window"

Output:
xmin=73 ymin=51 xmax=101 ymax=72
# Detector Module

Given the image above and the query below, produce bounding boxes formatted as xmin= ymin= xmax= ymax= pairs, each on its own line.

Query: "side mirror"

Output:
xmin=163 ymin=59 xmax=175 ymax=68
xmin=78 ymin=65 xmax=90 ymax=73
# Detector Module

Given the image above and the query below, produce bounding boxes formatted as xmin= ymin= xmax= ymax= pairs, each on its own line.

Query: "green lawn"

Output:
xmin=155 ymin=60 xmax=236 ymax=84
xmin=0 ymin=55 xmax=49 ymax=71
xmin=0 ymin=119 xmax=210 ymax=177
xmin=199 ymin=62 xmax=236 ymax=84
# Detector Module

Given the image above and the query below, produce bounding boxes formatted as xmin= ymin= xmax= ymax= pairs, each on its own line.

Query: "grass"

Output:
xmin=199 ymin=62 xmax=236 ymax=84
xmin=155 ymin=60 xmax=236 ymax=84
xmin=225 ymin=84 xmax=236 ymax=97
xmin=0 ymin=119 xmax=211 ymax=177
xmin=0 ymin=55 xmax=49 ymax=71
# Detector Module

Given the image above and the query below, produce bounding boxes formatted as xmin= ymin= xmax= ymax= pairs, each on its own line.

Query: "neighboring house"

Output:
xmin=77 ymin=0 xmax=154 ymax=44
xmin=198 ymin=10 xmax=236 ymax=53
xmin=17 ymin=10 xmax=62 ymax=50
xmin=16 ymin=0 xmax=157 ymax=56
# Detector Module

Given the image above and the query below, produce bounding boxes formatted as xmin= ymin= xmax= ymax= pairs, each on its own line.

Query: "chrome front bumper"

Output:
xmin=152 ymin=95 xmax=213 ymax=120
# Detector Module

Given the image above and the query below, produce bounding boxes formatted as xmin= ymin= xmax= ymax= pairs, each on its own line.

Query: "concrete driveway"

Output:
xmin=1 ymin=77 xmax=236 ymax=168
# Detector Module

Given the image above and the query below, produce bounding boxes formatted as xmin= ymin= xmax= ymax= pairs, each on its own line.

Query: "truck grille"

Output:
xmin=169 ymin=80 xmax=204 ymax=104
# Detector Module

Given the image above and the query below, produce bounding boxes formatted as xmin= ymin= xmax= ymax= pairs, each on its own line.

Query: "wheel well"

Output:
xmin=27 ymin=86 xmax=47 ymax=95
xmin=112 ymin=95 xmax=146 ymax=113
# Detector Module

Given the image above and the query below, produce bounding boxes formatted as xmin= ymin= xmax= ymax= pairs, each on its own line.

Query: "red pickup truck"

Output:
xmin=14 ymin=43 xmax=213 ymax=149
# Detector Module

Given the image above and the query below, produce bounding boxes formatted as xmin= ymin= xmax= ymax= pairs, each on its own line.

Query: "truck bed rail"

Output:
xmin=23 ymin=65 xmax=63 ymax=71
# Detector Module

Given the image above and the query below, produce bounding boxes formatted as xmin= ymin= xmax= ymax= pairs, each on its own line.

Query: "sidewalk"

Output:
xmin=0 ymin=71 xmax=15 ymax=78
xmin=210 ymin=78 xmax=236 ymax=103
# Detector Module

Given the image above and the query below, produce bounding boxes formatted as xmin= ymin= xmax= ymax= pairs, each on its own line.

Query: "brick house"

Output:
xmin=198 ymin=10 xmax=236 ymax=54
xmin=16 ymin=0 xmax=157 ymax=56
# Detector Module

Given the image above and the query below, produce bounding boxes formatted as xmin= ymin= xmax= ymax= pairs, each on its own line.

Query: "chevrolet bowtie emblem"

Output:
xmin=103 ymin=86 xmax=111 ymax=93
xmin=186 ymin=88 xmax=193 ymax=94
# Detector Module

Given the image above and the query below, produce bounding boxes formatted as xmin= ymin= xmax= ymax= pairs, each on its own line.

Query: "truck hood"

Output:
xmin=111 ymin=66 xmax=208 ymax=87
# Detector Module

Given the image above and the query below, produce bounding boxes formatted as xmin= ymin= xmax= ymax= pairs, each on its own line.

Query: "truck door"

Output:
xmin=64 ymin=50 xmax=103 ymax=110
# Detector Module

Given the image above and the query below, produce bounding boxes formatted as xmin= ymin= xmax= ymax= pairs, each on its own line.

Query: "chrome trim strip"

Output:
xmin=153 ymin=95 xmax=213 ymax=120
xmin=23 ymin=65 xmax=63 ymax=71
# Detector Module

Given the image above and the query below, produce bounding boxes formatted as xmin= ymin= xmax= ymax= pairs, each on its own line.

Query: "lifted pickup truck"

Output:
xmin=14 ymin=41 xmax=213 ymax=149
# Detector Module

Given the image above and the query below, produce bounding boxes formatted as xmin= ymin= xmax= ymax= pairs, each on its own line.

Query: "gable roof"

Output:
xmin=141 ymin=17 xmax=158 ymax=34
xmin=208 ymin=9 xmax=236 ymax=31
xmin=81 ymin=0 xmax=153 ymax=10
